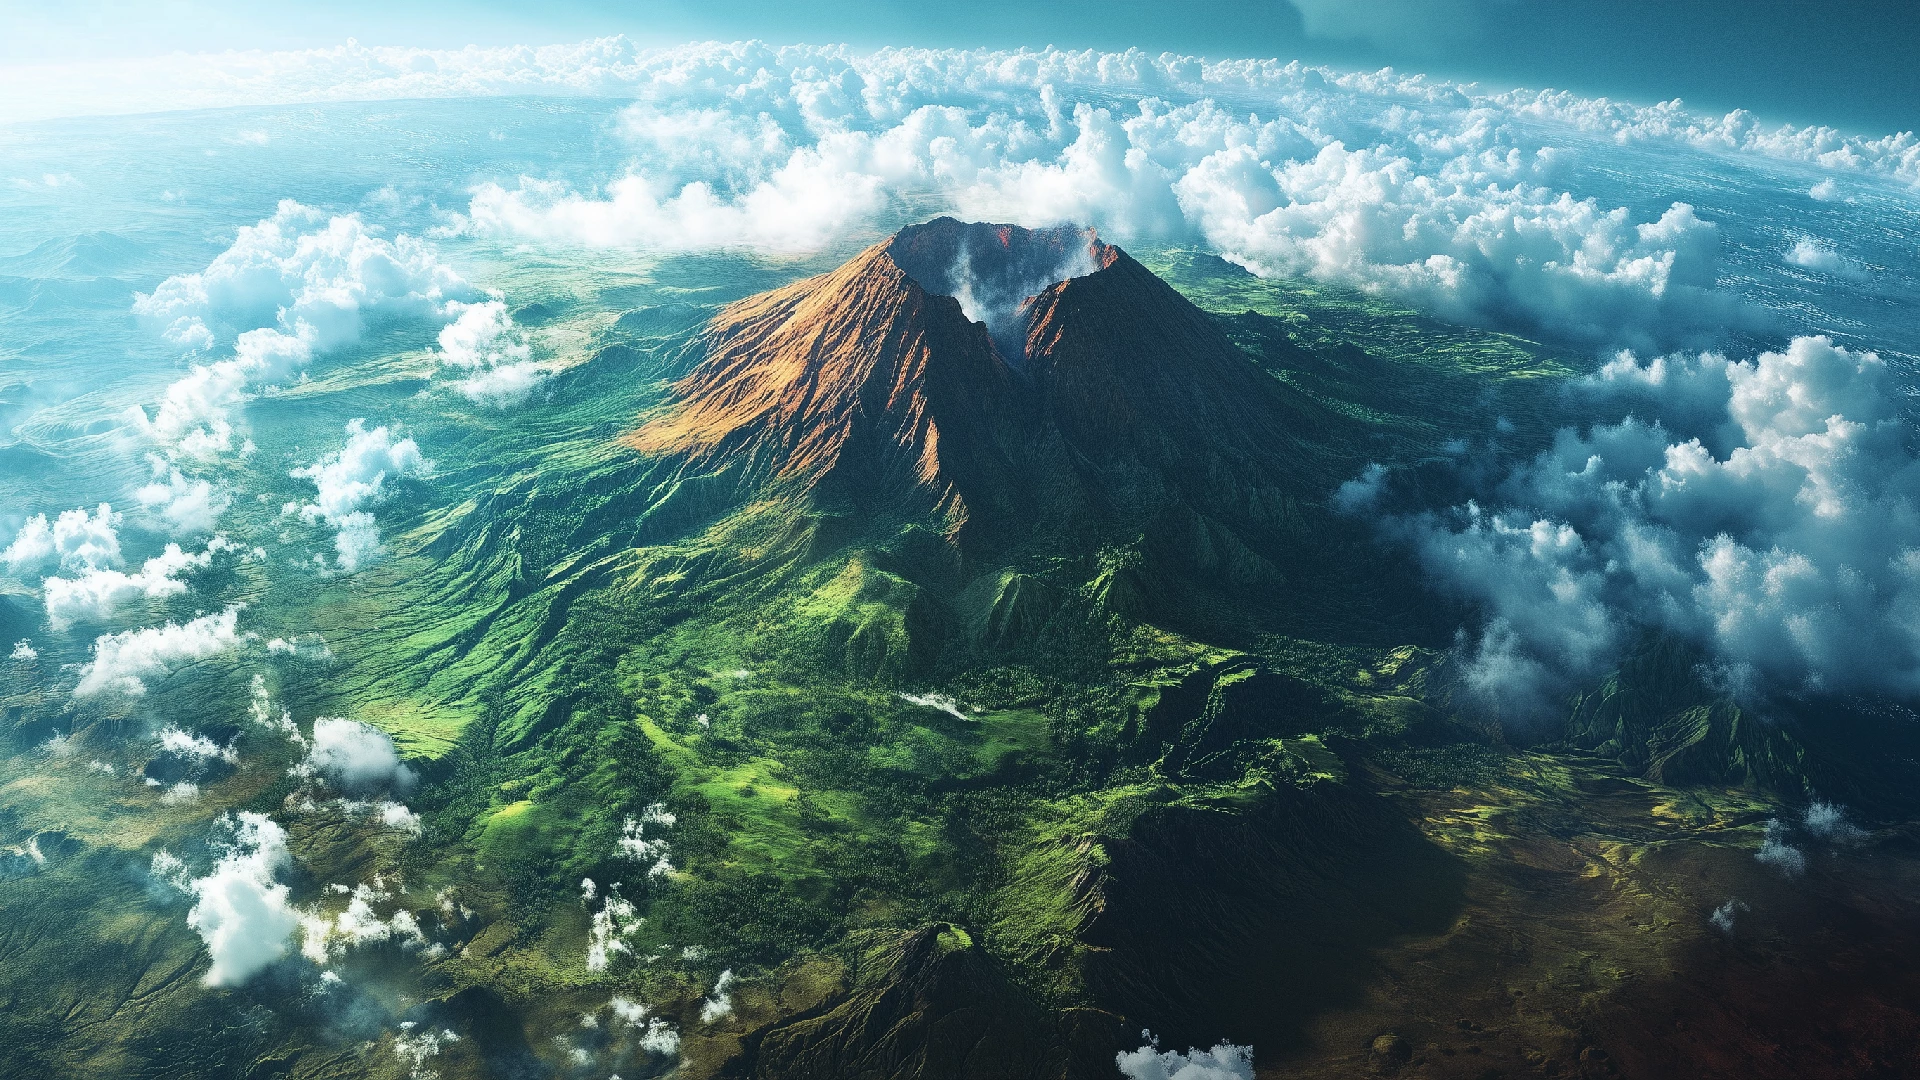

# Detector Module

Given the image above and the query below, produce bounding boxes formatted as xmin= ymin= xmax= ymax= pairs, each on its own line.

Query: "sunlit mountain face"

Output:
xmin=3 ymin=35 xmax=1920 ymax=1080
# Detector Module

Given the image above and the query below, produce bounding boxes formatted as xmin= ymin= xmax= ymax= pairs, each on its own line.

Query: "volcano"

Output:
xmin=630 ymin=217 xmax=1333 ymax=555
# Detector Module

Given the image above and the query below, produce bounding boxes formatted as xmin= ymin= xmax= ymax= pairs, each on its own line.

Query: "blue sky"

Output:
xmin=5 ymin=0 xmax=1916 ymax=134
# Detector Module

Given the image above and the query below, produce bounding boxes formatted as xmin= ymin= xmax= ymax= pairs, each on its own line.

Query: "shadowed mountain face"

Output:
xmin=631 ymin=217 xmax=1335 ymax=556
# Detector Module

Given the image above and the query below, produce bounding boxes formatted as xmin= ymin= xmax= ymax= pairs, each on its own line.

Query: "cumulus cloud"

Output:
xmin=133 ymin=199 xmax=468 ymax=352
xmin=43 ymin=536 xmax=227 ymax=628
xmin=1395 ymin=336 xmax=1920 ymax=716
xmin=1783 ymin=238 xmax=1865 ymax=279
xmin=11 ymin=640 xmax=38 ymax=661
xmin=1176 ymin=144 xmax=1736 ymax=348
xmin=609 ymin=995 xmax=681 ymax=1056
xmin=126 ymin=202 xmax=477 ymax=458
xmin=288 ymin=419 xmax=431 ymax=570
xmin=74 ymin=605 xmax=244 ymax=697
xmin=159 ymin=812 xmax=301 ymax=986
xmin=157 ymin=726 xmax=238 ymax=766
xmin=429 ymin=43 xmax=1805 ymax=348
xmin=391 ymin=1025 xmax=460 ymax=1080
xmin=4 ymin=504 xmax=122 ymax=575
xmin=1709 ymin=897 xmax=1748 ymax=934
xmin=434 ymin=300 xmax=550 ymax=407
xmin=1116 ymin=1031 xmax=1255 ymax=1080
xmin=135 ymin=464 xmax=232 ymax=535
xmin=296 ymin=717 xmax=416 ymax=796
xmin=161 ymin=780 xmax=203 ymax=805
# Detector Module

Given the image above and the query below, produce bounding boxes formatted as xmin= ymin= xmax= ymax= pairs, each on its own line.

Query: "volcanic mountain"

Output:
xmin=629 ymin=217 xmax=1335 ymax=563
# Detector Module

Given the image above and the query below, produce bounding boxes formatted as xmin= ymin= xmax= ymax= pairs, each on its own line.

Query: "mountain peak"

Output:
xmin=629 ymin=218 xmax=1328 ymax=549
xmin=886 ymin=217 xmax=1117 ymax=361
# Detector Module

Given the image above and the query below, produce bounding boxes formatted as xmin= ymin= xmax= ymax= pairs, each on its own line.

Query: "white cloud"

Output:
xmin=1396 ymin=336 xmax=1920 ymax=714
xmin=1333 ymin=462 xmax=1388 ymax=514
xmin=157 ymin=726 xmax=238 ymax=765
xmin=10 ymin=640 xmax=37 ymax=661
xmin=289 ymin=419 xmax=431 ymax=570
xmin=297 ymin=717 xmax=417 ymax=796
xmin=434 ymin=300 xmax=550 ymax=407
xmin=265 ymin=634 xmax=334 ymax=662
xmin=1494 ymin=87 xmax=1920 ymax=186
xmin=1709 ymin=897 xmax=1747 ymax=934
xmin=897 ymin=691 xmax=970 ymax=721
xmin=247 ymin=673 xmax=307 ymax=746
xmin=4 ymin=504 xmax=122 ymax=575
xmin=378 ymin=801 xmax=422 ymax=833
xmin=74 ymin=605 xmax=244 ymax=697
xmin=43 ymin=537 xmax=226 ymax=629
xmin=455 ymin=58 xmax=1748 ymax=348
xmin=28 ymin=41 xmax=1900 ymax=350
xmin=1803 ymin=800 xmax=1866 ymax=843
xmin=1116 ymin=1032 xmax=1255 ymax=1080
xmin=466 ymin=146 xmax=886 ymax=254
xmin=126 ymin=202 xmax=477 ymax=459
xmin=161 ymin=780 xmax=202 ymax=805
xmin=133 ymin=200 xmax=469 ymax=352
xmin=1173 ymin=147 xmax=1736 ymax=349
xmin=609 ymin=996 xmax=681 ymax=1056
xmin=175 ymin=812 xmax=301 ymax=986
xmin=392 ymin=1025 xmax=460 ymax=1080
xmin=1783 ymin=238 xmax=1865 ymax=279
xmin=586 ymin=888 xmax=642 ymax=972
xmin=1755 ymin=818 xmax=1806 ymax=876
xmin=699 ymin=969 xmax=736 ymax=1023
xmin=616 ymin=803 xmax=675 ymax=876
xmin=1808 ymin=178 xmax=1840 ymax=201
xmin=8 ymin=39 xmax=1914 ymax=191
xmin=300 ymin=882 xmax=427 ymax=962
xmin=135 ymin=464 xmax=232 ymax=535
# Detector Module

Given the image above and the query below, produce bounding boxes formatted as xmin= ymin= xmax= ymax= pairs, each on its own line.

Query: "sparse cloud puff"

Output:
xmin=296 ymin=717 xmax=416 ymax=796
xmin=1116 ymin=1031 xmax=1254 ymax=1080
xmin=288 ymin=419 xmax=430 ymax=570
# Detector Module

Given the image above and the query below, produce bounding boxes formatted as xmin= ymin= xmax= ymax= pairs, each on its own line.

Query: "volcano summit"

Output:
xmin=632 ymin=217 xmax=1335 ymax=569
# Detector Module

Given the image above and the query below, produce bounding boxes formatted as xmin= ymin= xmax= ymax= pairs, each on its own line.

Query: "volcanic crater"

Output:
xmin=629 ymin=216 xmax=1335 ymax=552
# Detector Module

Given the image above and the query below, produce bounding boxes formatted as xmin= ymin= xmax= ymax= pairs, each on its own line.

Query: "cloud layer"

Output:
xmin=8 ymin=40 xmax=1915 ymax=192
xmin=127 ymin=202 xmax=477 ymax=460
xmin=445 ymin=43 xmax=1792 ymax=349
xmin=1387 ymin=335 xmax=1920 ymax=716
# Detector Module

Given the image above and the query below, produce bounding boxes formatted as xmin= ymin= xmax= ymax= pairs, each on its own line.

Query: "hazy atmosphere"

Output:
xmin=3 ymin=4 xmax=1918 ymax=1079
